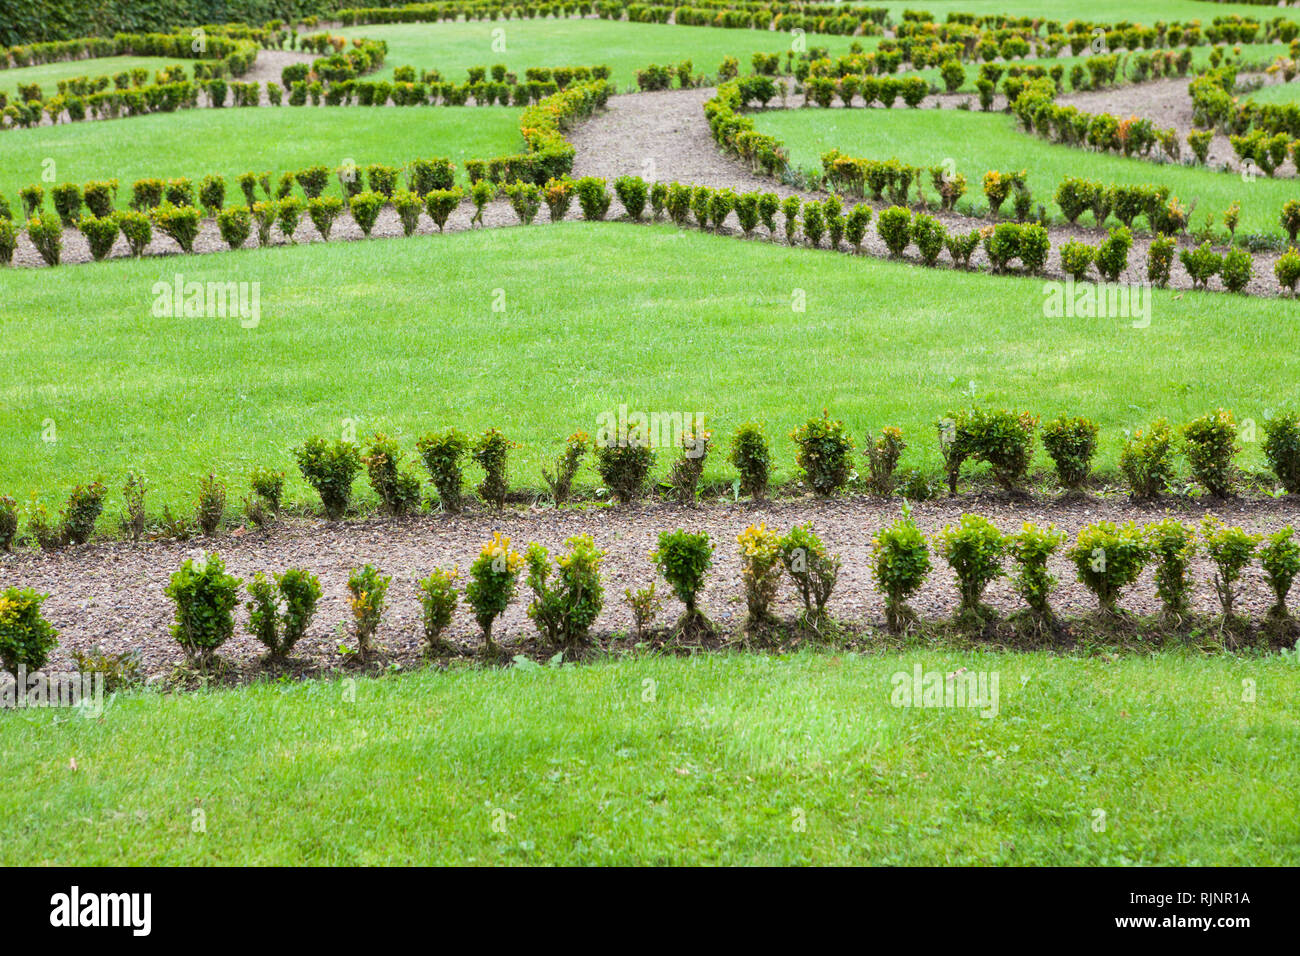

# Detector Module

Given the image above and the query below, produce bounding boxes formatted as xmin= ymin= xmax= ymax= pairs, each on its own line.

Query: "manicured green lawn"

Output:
xmin=755 ymin=105 xmax=1298 ymax=236
xmin=0 ymin=105 xmax=522 ymax=202
xmin=0 ymin=222 xmax=1294 ymax=520
xmin=0 ymin=55 xmax=188 ymax=98
xmin=1 ymin=649 xmax=1295 ymax=865
xmin=337 ymin=19 xmax=867 ymax=87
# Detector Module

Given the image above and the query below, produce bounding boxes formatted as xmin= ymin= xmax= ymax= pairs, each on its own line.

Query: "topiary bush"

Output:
xmin=217 ymin=206 xmax=251 ymax=249
xmin=1263 ymin=410 xmax=1300 ymax=494
xmin=424 ymin=187 xmax=463 ymax=231
xmin=871 ymin=505 xmax=931 ymax=631
xmin=417 ymin=428 xmax=469 ymax=512
xmin=0 ymin=586 xmax=59 ymax=674
xmin=864 ymin=426 xmax=906 ymax=496
xmin=1145 ymin=518 xmax=1197 ymax=620
xmin=791 ymin=411 xmax=854 ymax=496
xmin=246 ymin=567 xmax=322 ymax=662
xmin=1068 ymin=521 xmax=1148 ymax=615
xmin=542 ymin=431 xmax=589 ymax=506
xmin=1041 ymin=415 xmax=1098 ymax=493
xmin=575 ymin=176 xmax=611 ymax=221
xmin=935 ymin=514 xmax=1006 ymax=620
xmin=1094 ymin=226 xmax=1132 ymax=281
xmin=473 ymin=428 xmax=514 ymax=507
xmin=1275 ymin=247 xmax=1300 ymax=295
xmin=196 ymin=473 xmax=226 ymax=535
xmin=524 ymin=534 xmax=606 ymax=652
xmin=164 ymin=552 xmax=242 ymax=669
xmin=1201 ymin=517 xmax=1260 ymax=620
xmin=349 ymin=191 xmax=384 ymax=236
xmin=1179 ymin=241 xmax=1222 ymax=290
xmin=346 ymin=563 xmax=391 ymax=660
xmin=595 ymin=438 xmax=655 ymax=503
xmin=1008 ymin=522 xmax=1065 ymax=623
xmin=363 ymin=433 xmax=422 ymax=515
xmin=652 ymin=528 xmax=714 ymax=635
xmin=877 ymin=205 xmax=912 ymax=256
xmin=293 ymin=437 xmax=361 ymax=520
xmin=737 ymin=522 xmax=782 ymax=632
xmin=1221 ymin=248 xmax=1253 ymax=293
xmin=417 ymin=567 xmax=460 ymax=655
xmin=729 ymin=422 xmax=770 ymax=500
xmin=307 ymin=195 xmax=343 ymax=239
xmin=1119 ymin=419 xmax=1175 ymax=500
xmin=466 ymin=531 xmax=522 ymax=654
xmin=1259 ymin=528 xmax=1300 ymax=623
xmin=666 ymin=431 xmax=711 ymax=505
xmin=77 ymin=214 xmax=120 ymax=261
xmin=1147 ymin=234 xmax=1176 ymax=288
xmin=613 ymin=175 xmax=647 ymax=221
xmin=1182 ymin=409 xmax=1238 ymax=498
xmin=152 ymin=202 xmax=201 ymax=253
xmin=912 ymin=214 xmax=945 ymax=266
xmin=27 ymin=211 xmax=63 ymax=265
xmin=776 ymin=522 xmax=840 ymax=627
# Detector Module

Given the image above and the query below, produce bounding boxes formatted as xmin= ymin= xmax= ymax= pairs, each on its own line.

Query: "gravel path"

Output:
xmin=4 ymin=494 xmax=1300 ymax=683
xmin=569 ymin=86 xmax=1295 ymax=297
xmin=1057 ymin=72 xmax=1296 ymax=177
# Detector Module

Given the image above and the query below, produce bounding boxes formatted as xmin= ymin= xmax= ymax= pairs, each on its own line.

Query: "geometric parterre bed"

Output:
xmin=3 ymin=2 xmax=1300 ymax=872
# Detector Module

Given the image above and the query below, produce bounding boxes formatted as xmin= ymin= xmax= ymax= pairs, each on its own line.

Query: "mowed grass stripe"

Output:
xmin=0 ymin=650 xmax=1295 ymax=864
xmin=0 ymin=105 xmax=523 ymax=202
xmin=0 ymin=221 xmax=1293 ymax=518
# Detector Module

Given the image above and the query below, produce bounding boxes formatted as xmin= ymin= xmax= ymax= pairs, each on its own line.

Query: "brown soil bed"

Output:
xmin=3 ymin=493 xmax=1298 ymax=688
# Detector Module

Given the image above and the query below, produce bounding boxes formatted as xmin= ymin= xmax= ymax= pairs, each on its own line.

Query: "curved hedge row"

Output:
xmin=6 ymin=505 xmax=1299 ymax=679
xmin=6 ymin=406 xmax=1300 ymax=555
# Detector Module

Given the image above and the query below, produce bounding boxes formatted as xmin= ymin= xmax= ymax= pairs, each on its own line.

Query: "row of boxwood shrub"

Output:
xmin=7 ymin=407 xmax=1300 ymax=554
xmin=1 ymin=62 xmax=603 ymax=131
xmin=560 ymin=174 xmax=1296 ymax=294
xmin=7 ymin=505 xmax=1299 ymax=680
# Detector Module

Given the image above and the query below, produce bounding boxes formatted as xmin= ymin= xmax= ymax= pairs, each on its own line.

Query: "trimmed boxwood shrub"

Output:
xmin=417 ymin=428 xmax=469 ymax=512
xmin=425 ymin=187 xmax=463 ymax=231
xmin=28 ymin=211 xmax=62 ymax=265
xmin=308 ymin=195 xmax=343 ymax=239
xmin=1180 ymin=241 xmax=1222 ymax=290
xmin=349 ymin=191 xmax=384 ymax=236
xmin=1041 ymin=415 xmax=1098 ymax=492
xmin=1182 ymin=408 xmax=1238 ymax=498
xmin=1147 ymin=234 xmax=1176 ymax=288
xmin=652 ymin=528 xmax=714 ymax=634
xmin=217 ymin=206 xmax=251 ymax=249
xmin=198 ymin=174 xmax=225 ymax=216
xmin=362 ymin=433 xmax=421 ymax=516
xmin=729 ymin=422 xmax=770 ymax=499
xmin=936 ymin=514 xmax=1006 ymax=620
xmin=246 ymin=568 xmax=322 ymax=662
xmin=1068 ymin=521 xmax=1148 ymax=615
xmin=595 ymin=438 xmax=655 ymax=503
xmin=524 ymin=534 xmax=606 ymax=651
xmin=1263 ymin=411 xmax=1300 ymax=494
xmin=575 ymin=176 xmax=611 ymax=221
xmin=164 ymin=552 xmax=241 ymax=668
xmin=77 ymin=214 xmax=119 ymax=261
xmin=791 ymin=411 xmax=854 ymax=496
xmin=467 ymin=532 xmax=522 ymax=654
xmin=613 ymin=175 xmax=647 ymax=221
xmin=877 ymin=205 xmax=912 ymax=257
xmin=1145 ymin=518 xmax=1197 ymax=619
xmin=1095 ymin=226 xmax=1132 ymax=282
xmin=293 ymin=437 xmax=361 ymax=520
xmin=0 ymin=587 xmax=60 ymax=674
xmin=346 ymin=563 xmax=391 ymax=660
xmin=417 ymin=567 xmax=460 ymax=655
xmin=1119 ymin=419 xmax=1175 ymax=500
xmin=871 ymin=506 xmax=931 ymax=631
xmin=1259 ymin=528 xmax=1300 ymax=622
xmin=1009 ymin=522 xmax=1065 ymax=622
xmin=912 ymin=214 xmax=945 ymax=266
xmin=1221 ymin=248 xmax=1253 ymax=293
xmin=152 ymin=202 xmax=200 ymax=253
xmin=115 ymin=209 xmax=151 ymax=256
